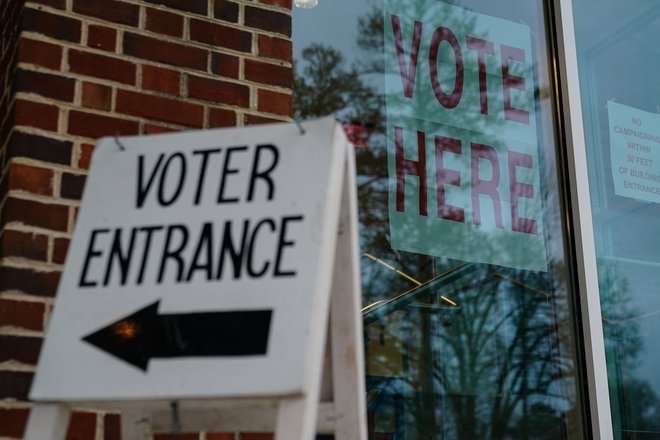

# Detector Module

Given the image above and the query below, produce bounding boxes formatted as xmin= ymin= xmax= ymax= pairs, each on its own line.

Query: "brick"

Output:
xmin=73 ymin=0 xmax=139 ymax=26
xmin=258 ymin=35 xmax=292 ymax=63
xmin=0 ymin=173 xmax=7 ymax=200
xmin=53 ymin=237 xmax=70 ymax=264
xmin=144 ymin=124 xmax=182 ymax=135
xmin=104 ymin=414 xmax=120 ymax=440
xmin=257 ymin=89 xmax=291 ymax=116
xmin=258 ymin=0 xmax=291 ymax=8
xmin=124 ymin=33 xmax=207 ymax=71
xmin=82 ymin=82 xmax=112 ymax=111
xmin=214 ymin=0 xmax=239 ymax=23
xmin=190 ymin=19 xmax=251 ymax=53
xmin=17 ymin=38 xmax=62 ymax=70
xmin=0 ymin=371 xmax=33 ymax=400
xmin=78 ymin=143 xmax=95 ymax=169
xmin=66 ymin=411 xmax=97 ymax=440
xmin=0 ymin=335 xmax=43 ymax=364
xmin=6 ymin=131 xmax=73 ymax=166
xmin=7 ymin=163 xmax=54 ymax=196
xmin=87 ymin=25 xmax=117 ymax=52
xmin=153 ymin=434 xmax=199 ymax=440
xmin=241 ymin=434 xmax=274 ymax=440
xmin=244 ymin=60 xmax=291 ymax=88
xmin=0 ymin=298 xmax=45 ymax=331
xmin=142 ymin=65 xmax=180 ymax=95
xmin=2 ymin=197 xmax=69 ymax=231
xmin=144 ymin=0 xmax=207 ymax=15
xmin=245 ymin=114 xmax=281 ymax=125
xmin=68 ymin=110 xmax=139 ymax=138
xmin=209 ymin=108 xmax=236 ymax=128
xmin=188 ymin=76 xmax=249 ymax=107
xmin=116 ymin=89 xmax=204 ymax=127
xmin=0 ymin=265 xmax=61 ymax=297
xmin=29 ymin=0 xmax=66 ymax=9
xmin=244 ymin=6 xmax=291 ymax=36
xmin=61 ymin=172 xmax=87 ymax=200
xmin=0 ymin=408 xmax=29 ymax=438
xmin=69 ymin=50 xmax=136 ymax=84
xmin=211 ymin=52 xmax=239 ymax=78
xmin=14 ymin=99 xmax=59 ymax=131
xmin=146 ymin=8 xmax=184 ymax=38
xmin=15 ymin=68 xmax=75 ymax=102
xmin=0 ymin=229 xmax=48 ymax=261
xmin=22 ymin=7 xmax=82 ymax=43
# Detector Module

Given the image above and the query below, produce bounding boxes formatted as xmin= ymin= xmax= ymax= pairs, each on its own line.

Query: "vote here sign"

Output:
xmin=384 ymin=0 xmax=547 ymax=272
xmin=30 ymin=117 xmax=350 ymax=401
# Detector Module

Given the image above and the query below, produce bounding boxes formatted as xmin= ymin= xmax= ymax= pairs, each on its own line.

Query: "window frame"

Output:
xmin=552 ymin=0 xmax=614 ymax=437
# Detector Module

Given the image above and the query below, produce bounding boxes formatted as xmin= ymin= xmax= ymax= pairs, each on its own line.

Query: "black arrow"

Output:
xmin=82 ymin=301 xmax=272 ymax=371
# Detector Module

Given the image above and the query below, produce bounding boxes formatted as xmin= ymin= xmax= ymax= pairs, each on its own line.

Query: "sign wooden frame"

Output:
xmin=25 ymin=118 xmax=367 ymax=440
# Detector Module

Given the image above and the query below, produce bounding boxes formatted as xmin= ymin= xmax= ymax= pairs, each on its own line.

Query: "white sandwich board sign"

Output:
xmin=27 ymin=117 xmax=367 ymax=440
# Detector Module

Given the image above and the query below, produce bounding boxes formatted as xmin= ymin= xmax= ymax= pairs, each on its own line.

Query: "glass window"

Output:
xmin=294 ymin=1 xmax=588 ymax=437
xmin=574 ymin=2 xmax=660 ymax=438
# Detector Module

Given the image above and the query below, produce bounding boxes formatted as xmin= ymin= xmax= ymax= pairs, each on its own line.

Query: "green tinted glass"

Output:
xmin=574 ymin=2 xmax=660 ymax=438
xmin=294 ymin=0 xmax=588 ymax=437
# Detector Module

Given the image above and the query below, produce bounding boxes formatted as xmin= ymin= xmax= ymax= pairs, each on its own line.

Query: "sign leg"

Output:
xmin=329 ymin=150 xmax=367 ymax=440
xmin=275 ymin=126 xmax=357 ymax=440
xmin=275 ymin=396 xmax=318 ymax=440
xmin=121 ymin=409 xmax=153 ymax=440
xmin=24 ymin=403 xmax=70 ymax=440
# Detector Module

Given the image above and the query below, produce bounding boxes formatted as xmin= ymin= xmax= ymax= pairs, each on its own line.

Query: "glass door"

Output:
xmin=573 ymin=2 xmax=660 ymax=438
xmin=293 ymin=0 xmax=589 ymax=437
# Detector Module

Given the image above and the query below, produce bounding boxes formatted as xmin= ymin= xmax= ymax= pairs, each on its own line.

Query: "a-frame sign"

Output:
xmin=26 ymin=117 xmax=367 ymax=440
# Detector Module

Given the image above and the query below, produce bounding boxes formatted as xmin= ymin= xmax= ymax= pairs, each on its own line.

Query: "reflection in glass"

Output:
xmin=294 ymin=0 xmax=587 ymax=437
xmin=574 ymin=1 xmax=660 ymax=438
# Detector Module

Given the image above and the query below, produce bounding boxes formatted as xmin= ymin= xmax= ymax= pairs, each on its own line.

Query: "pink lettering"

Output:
xmin=391 ymin=15 xmax=423 ymax=99
xmin=471 ymin=143 xmax=503 ymax=228
xmin=508 ymin=151 xmax=537 ymax=234
xmin=395 ymin=126 xmax=427 ymax=216
xmin=429 ymin=27 xmax=463 ymax=109
xmin=435 ymin=135 xmax=464 ymax=222
xmin=501 ymin=45 xmax=529 ymax=124
xmin=466 ymin=35 xmax=494 ymax=115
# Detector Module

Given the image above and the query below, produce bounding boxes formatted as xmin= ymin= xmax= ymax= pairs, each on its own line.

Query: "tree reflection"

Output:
xmin=359 ymin=261 xmax=579 ymax=439
xmin=293 ymin=1 xmax=584 ymax=438
xmin=599 ymin=264 xmax=660 ymax=437
xmin=294 ymin=43 xmax=383 ymax=128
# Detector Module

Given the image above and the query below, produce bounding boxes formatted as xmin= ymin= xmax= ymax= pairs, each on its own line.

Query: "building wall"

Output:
xmin=0 ymin=1 xmax=293 ymax=438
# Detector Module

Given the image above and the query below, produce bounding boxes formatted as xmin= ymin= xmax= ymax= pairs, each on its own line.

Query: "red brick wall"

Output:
xmin=0 ymin=0 xmax=292 ymax=438
xmin=0 ymin=0 xmax=24 ymax=150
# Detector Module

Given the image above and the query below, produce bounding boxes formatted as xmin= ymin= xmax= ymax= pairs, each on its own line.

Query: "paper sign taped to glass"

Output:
xmin=609 ymin=101 xmax=660 ymax=204
xmin=383 ymin=0 xmax=547 ymax=272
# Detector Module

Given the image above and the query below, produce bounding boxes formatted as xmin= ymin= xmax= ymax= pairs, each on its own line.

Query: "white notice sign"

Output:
xmin=30 ymin=117 xmax=351 ymax=401
xmin=609 ymin=101 xmax=660 ymax=203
